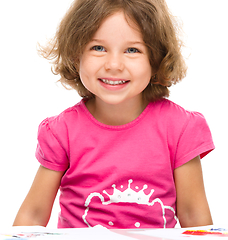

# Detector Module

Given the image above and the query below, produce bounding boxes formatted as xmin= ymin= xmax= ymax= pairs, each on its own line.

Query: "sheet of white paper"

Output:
xmin=1 ymin=225 xmax=228 ymax=240
xmin=0 ymin=225 xmax=136 ymax=240
xmin=130 ymin=225 xmax=228 ymax=240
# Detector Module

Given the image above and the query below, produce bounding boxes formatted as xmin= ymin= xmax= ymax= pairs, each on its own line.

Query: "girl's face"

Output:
xmin=79 ymin=11 xmax=152 ymax=106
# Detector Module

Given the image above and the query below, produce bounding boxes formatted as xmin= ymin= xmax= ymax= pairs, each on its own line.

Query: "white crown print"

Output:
xmin=102 ymin=179 xmax=154 ymax=205
xmin=84 ymin=179 xmax=155 ymax=207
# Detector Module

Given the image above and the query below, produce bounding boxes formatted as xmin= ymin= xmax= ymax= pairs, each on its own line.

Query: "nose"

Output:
xmin=104 ymin=53 xmax=124 ymax=72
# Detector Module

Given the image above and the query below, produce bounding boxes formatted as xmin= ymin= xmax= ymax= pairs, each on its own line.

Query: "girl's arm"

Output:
xmin=13 ymin=165 xmax=64 ymax=227
xmin=174 ymin=155 xmax=213 ymax=228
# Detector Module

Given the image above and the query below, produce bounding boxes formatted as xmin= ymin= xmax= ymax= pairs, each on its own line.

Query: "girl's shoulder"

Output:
xmin=155 ymin=98 xmax=194 ymax=113
xmin=41 ymin=100 xmax=85 ymax=125
xmin=150 ymin=99 xmax=210 ymax=137
xmin=153 ymin=98 xmax=205 ymax=121
xmin=37 ymin=100 xmax=86 ymax=137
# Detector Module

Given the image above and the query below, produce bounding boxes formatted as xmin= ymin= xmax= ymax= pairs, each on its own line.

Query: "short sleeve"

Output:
xmin=174 ymin=112 xmax=215 ymax=169
xmin=35 ymin=118 xmax=69 ymax=172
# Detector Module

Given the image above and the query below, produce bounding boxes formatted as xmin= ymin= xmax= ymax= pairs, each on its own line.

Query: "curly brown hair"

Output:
xmin=39 ymin=0 xmax=187 ymax=102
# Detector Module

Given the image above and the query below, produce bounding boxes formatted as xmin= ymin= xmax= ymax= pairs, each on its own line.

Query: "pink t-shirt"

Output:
xmin=35 ymin=99 xmax=214 ymax=229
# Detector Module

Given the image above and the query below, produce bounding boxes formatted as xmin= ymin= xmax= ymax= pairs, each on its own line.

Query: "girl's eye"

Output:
xmin=126 ymin=48 xmax=140 ymax=54
xmin=91 ymin=45 xmax=105 ymax=52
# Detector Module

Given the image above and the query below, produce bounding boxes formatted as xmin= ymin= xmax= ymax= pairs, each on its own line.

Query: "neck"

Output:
xmin=85 ymin=97 xmax=149 ymax=126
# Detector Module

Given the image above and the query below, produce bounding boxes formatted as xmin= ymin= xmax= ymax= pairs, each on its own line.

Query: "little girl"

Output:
xmin=14 ymin=0 xmax=215 ymax=229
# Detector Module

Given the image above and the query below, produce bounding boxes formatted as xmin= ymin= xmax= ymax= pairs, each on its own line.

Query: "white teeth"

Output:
xmin=100 ymin=79 xmax=127 ymax=85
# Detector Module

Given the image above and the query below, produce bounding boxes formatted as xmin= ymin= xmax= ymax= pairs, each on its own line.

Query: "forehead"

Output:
xmin=92 ymin=11 xmax=143 ymax=42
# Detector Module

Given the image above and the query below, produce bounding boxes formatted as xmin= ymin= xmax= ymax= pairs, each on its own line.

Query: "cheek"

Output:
xmin=79 ymin=57 xmax=93 ymax=83
xmin=79 ymin=55 xmax=101 ymax=78
xmin=79 ymin=55 xmax=89 ymax=77
xmin=79 ymin=60 xmax=91 ymax=91
xmin=132 ymin=60 xmax=152 ymax=84
xmin=130 ymin=56 xmax=151 ymax=73
xmin=79 ymin=56 xmax=102 ymax=93
xmin=143 ymin=62 xmax=152 ymax=84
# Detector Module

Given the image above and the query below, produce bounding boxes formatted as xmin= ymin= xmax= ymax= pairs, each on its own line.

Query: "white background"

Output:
xmin=0 ymin=0 xmax=227 ymax=229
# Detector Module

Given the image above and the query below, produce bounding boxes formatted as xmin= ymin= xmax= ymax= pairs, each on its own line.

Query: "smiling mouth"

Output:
xmin=99 ymin=78 xmax=129 ymax=85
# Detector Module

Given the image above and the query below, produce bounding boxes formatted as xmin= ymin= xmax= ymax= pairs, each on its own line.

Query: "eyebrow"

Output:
xmin=90 ymin=39 xmax=145 ymax=45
